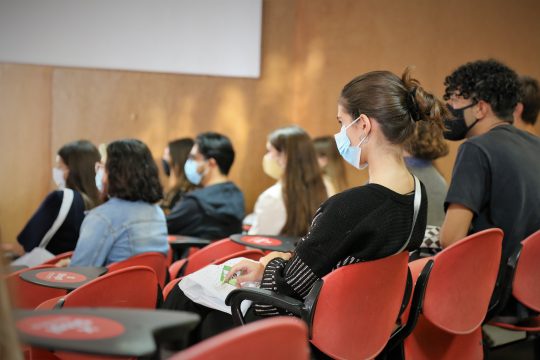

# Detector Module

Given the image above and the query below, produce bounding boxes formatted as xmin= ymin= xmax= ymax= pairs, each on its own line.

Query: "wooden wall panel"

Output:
xmin=291 ymin=0 xmax=540 ymax=183
xmin=0 ymin=64 xmax=52 ymax=243
xmin=2 ymin=0 xmax=540 ymax=244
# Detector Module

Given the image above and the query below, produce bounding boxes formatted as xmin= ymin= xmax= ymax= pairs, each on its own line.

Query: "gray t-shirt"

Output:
xmin=405 ymin=157 xmax=448 ymax=227
xmin=445 ymin=125 xmax=540 ymax=260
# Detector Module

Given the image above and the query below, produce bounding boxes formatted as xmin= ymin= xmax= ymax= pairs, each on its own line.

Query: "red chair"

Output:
xmin=226 ymin=252 xmax=411 ymax=360
xmin=40 ymin=251 xmax=74 ymax=265
xmin=6 ymin=265 xmax=67 ymax=309
xmin=168 ymin=239 xmax=246 ymax=279
xmin=402 ymin=228 xmax=503 ymax=360
xmin=37 ymin=266 xmax=158 ymax=310
xmin=170 ymin=317 xmax=309 ymax=360
xmin=488 ymin=230 xmax=540 ymax=355
xmin=107 ymin=252 xmax=168 ymax=288
xmin=163 ymin=249 xmax=265 ymax=300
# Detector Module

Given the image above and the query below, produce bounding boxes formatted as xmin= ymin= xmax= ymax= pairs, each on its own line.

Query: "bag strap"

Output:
xmin=38 ymin=189 xmax=74 ymax=248
xmin=396 ymin=175 xmax=421 ymax=254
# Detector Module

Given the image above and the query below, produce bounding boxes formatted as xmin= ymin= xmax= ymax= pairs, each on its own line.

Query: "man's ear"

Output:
xmin=207 ymin=157 xmax=217 ymax=169
xmin=513 ymin=102 xmax=524 ymax=122
xmin=474 ymin=100 xmax=490 ymax=120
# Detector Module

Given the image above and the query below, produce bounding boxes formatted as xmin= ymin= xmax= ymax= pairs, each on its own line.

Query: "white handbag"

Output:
xmin=12 ymin=189 xmax=74 ymax=267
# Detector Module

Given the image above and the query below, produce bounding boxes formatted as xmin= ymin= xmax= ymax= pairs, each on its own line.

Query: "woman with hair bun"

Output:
xmin=165 ymin=68 xmax=448 ymax=344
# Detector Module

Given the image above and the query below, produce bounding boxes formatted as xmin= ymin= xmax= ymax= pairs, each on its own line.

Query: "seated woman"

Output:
xmin=161 ymin=138 xmax=197 ymax=214
xmin=313 ymin=135 xmax=349 ymax=196
xmin=403 ymin=119 xmax=449 ymax=249
xmin=14 ymin=140 xmax=101 ymax=256
xmin=248 ymin=126 xmax=328 ymax=236
xmin=164 ymin=68 xmax=447 ymax=343
xmin=70 ymin=139 xmax=169 ymax=266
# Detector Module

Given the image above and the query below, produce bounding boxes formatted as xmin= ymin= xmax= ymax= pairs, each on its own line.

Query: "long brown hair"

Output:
xmin=58 ymin=140 xmax=101 ymax=210
xmin=313 ymin=136 xmax=348 ymax=193
xmin=269 ymin=126 xmax=328 ymax=237
xmin=163 ymin=138 xmax=196 ymax=209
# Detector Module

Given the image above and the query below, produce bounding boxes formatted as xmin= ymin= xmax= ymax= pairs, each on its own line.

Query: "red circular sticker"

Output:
xmin=17 ymin=315 xmax=125 ymax=340
xmin=243 ymin=236 xmax=282 ymax=246
xmin=35 ymin=271 xmax=87 ymax=283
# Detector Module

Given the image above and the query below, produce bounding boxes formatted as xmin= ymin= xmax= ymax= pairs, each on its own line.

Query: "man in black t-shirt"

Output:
xmin=440 ymin=59 xmax=540 ymax=262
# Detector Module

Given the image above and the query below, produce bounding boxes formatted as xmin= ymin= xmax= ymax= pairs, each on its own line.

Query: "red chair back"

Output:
xmin=182 ymin=239 xmax=246 ymax=275
xmin=404 ymin=228 xmax=503 ymax=360
xmin=512 ymin=229 xmax=540 ymax=312
xmin=59 ymin=266 xmax=158 ymax=309
xmin=423 ymin=228 xmax=502 ymax=333
xmin=107 ymin=252 xmax=167 ymax=287
xmin=6 ymin=265 xmax=67 ymax=309
xmin=170 ymin=317 xmax=309 ymax=360
xmin=311 ymin=252 xmax=409 ymax=360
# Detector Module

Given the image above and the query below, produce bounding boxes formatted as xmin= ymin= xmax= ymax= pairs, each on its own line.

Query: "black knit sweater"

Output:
xmin=256 ymin=182 xmax=428 ymax=316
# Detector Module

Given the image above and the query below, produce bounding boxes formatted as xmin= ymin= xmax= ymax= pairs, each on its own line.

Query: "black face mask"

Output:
xmin=444 ymin=103 xmax=479 ymax=141
xmin=162 ymin=159 xmax=171 ymax=177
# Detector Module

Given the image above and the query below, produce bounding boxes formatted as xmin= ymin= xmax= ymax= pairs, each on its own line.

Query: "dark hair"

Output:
xmin=195 ymin=132 xmax=235 ymax=175
xmin=269 ymin=126 xmax=328 ymax=237
xmin=340 ymin=68 xmax=447 ymax=144
xmin=404 ymin=120 xmax=449 ymax=161
xmin=443 ymin=59 xmax=520 ymax=122
xmin=105 ymin=139 xmax=163 ymax=203
xmin=58 ymin=140 xmax=101 ymax=209
xmin=313 ymin=136 xmax=348 ymax=193
xmin=162 ymin=138 xmax=196 ymax=210
xmin=519 ymin=76 xmax=540 ymax=125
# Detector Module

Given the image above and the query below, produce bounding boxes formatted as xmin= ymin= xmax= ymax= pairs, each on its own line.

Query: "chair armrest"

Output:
xmin=225 ymin=288 xmax=304 ymax=325
xmin=485 ymin=244 xmax=523 ymax=322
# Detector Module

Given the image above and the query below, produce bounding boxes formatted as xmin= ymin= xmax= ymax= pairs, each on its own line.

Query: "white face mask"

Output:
xmin=95 ymin=167 xmax=105 ymax=193
xmin=52 ymin=168 xmax=66 ymax=189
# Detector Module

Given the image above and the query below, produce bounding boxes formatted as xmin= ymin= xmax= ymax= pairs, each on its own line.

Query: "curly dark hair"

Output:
xmin=106 ymin=139 xmax=163 ymax=203
xmin=443 ymin=59 xmax=520 ymax=122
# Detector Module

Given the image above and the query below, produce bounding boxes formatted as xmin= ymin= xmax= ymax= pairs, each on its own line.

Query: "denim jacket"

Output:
xmin=70 ymin=198 xmax=168 ymax=266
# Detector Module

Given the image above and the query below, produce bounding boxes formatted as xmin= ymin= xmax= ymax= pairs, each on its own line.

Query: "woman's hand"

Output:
xmin=55 ymin=258 xmax=71 ymax=267
xmin=259 ymin=251 xmax=292 ymax=267
xmin=224 ymin=260 xmax=264 ymax=286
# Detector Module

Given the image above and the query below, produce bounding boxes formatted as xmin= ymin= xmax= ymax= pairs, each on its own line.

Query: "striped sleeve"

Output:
xmin=254 ymin=255 xmax=320 ymax=316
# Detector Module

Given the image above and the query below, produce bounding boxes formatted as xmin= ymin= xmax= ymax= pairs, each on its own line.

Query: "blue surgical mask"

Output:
xmin=184 ymin=158 xmax=205 ymax=185
xmin=95 ymin=167 xmax=104 ymax=193
xmin=334 ymin=116 xmax=369 ymax=170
